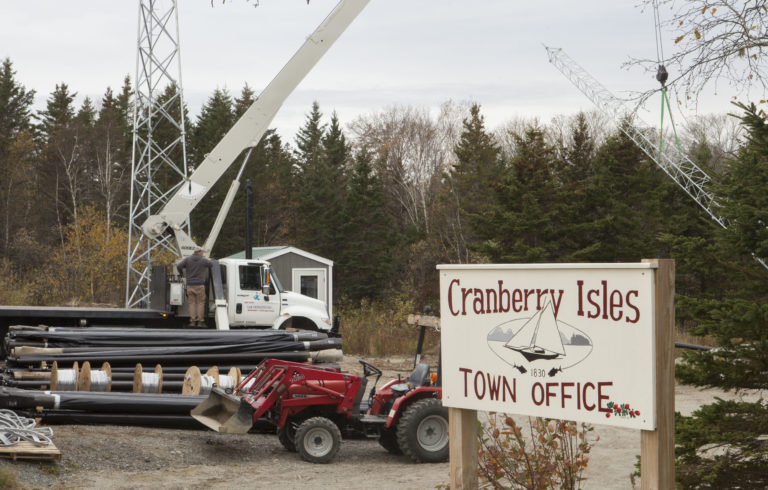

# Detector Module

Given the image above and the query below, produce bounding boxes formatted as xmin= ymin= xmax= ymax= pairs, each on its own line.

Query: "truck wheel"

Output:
xmin=295 ymin=416 xmax=341 ymax=464
xmin=396 ymin=398 xmax=449 ymax=463
xmin=278 ymin=418 xmax=299 ymax=452
xmin=378 ymin=427 xmax=402 ymax=455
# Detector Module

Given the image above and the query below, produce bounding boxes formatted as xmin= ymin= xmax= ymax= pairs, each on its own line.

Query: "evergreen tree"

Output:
xmin=470 ymin=123 xmax=561 ymax=262
xmin=294 ymin=110 xmax=349 ymax=268
xmin=89 ymin=86 xmax=132 ymax=229
xmin=211 ymin=129 xmax=296 ymax=257
xmin=37 ymin=83 xmax=76 ymax=138
xmin=76 ymin=97 xmax=96 ymax=128
xmin=451 ymin=104 xmax=502 ymax=233
xmin=294 ymin=101 xmax=326 ymax=171
xmin=292 ymin=102 xmax=326 ymax=246
xmin=190 ymin=87 xmax=235 ymax=161
xmin=554 ymin=112 xmax=603 ymax=261
xmin=585 ymin=124 xmax=680 ymax=262
xmin=672 ymin=103 xmax=768 ymax=488
xmin=0 ymin=58 xmax=36 ymax=259
xmin=37 ymin=84 xmax=86 ymax=241
xmin=117 ymin=76 xmax=133 ymax=157
xmin=136 ymin=83 xmax=192 ymax=207
xmin=234 ymin=83 xmax=255 ymax=119
xmin=336 ymin=146 xmax=396 ymax=300
xmin=0 ymin=58 xmax=35 ymax=155
xmin=189 ymin=87 xmax=236 ymax=246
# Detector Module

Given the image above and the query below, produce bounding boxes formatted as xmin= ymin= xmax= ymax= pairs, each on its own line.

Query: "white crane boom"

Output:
xmin=142 ymin=0 xmax=370 ymax=255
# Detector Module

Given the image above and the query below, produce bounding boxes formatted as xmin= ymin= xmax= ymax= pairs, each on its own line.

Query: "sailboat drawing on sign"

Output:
xmin=504 ymin=301 xmax=566 ymax=362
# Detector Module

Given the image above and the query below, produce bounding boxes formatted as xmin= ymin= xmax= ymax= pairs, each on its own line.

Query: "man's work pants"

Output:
xmin=186 ymin=285 xmax=206 ymax=326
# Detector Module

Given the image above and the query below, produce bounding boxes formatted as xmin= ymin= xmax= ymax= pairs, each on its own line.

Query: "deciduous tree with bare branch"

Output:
xmin=634 ymin=1 xmax=768 ymax=104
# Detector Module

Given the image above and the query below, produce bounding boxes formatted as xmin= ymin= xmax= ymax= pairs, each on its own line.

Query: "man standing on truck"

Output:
xmin=177 ymin=247 xmax=212 ymax=327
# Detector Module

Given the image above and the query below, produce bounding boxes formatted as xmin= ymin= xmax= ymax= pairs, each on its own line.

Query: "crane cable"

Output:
xmin=653 ymin=0 xmax=683 ymax=156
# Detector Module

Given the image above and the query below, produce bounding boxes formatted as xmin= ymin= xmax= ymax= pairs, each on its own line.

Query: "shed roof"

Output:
xmin=226 ymin=246 xmax=333 ymax=266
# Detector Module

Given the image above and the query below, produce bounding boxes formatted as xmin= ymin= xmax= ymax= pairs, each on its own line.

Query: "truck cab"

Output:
xmin=169 ymin=258 xmax=331 ymax=332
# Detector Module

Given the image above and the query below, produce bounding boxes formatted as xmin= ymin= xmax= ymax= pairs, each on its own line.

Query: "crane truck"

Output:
xmin=0 ymin=0 xmax=370 ymax=339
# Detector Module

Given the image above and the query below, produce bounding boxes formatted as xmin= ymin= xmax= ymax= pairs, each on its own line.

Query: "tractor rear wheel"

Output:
xmin=295 ymin=416 xmax=341 ymax=464
xmin=378 ymin=427 xmax=402 ymax=455
xmin=396 ymin=398 xmax=449 ymax=463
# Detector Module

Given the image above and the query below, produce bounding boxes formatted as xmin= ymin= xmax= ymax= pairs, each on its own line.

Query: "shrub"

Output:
xmin=477 ymin=414 xmax=595 ymax=489
xmin=336 ymin=286 xmax=439 ymax=357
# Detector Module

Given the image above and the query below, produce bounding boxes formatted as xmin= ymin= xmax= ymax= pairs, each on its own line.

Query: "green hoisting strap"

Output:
xmin=658 ymin=88 xmax=683 ymax=156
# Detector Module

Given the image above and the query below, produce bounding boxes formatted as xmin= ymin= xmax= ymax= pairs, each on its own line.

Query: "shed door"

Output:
xmin=292 ymin=268 xmax=327 ymax=303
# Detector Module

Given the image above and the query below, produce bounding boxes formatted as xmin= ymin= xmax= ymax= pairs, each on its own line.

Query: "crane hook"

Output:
xmin=656 ymin=64 xmax=668 ymax=88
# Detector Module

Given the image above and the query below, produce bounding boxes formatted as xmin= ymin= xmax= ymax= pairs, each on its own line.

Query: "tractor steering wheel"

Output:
xmin=358 ymin=359 xmax=382 ymax=378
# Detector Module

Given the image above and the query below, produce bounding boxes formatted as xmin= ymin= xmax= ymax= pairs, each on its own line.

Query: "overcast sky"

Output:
xmin=1 ymin=0 xmax=734 ymax=143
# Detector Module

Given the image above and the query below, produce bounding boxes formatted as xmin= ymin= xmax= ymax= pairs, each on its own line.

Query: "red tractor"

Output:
xmin=191 ymin=358 xmax=447 ymax=464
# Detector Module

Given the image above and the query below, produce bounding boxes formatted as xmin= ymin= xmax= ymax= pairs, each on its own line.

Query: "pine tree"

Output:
xmin=37 ymin=84 xmax=76 ymax=138
xmin=672 ymin=102 xmax=768 ymax=488
xmin=37 ymin=84 xmax=85 ymax=241
xmin=451 ymin=103 xmax=502 ymax=235
xmin=117 ymin=76 xmax=133 ymax=158
xmin=141 ymin=84 xmax=192 ymax=204
xmin=0 ymin=58 xmax=35 ymax=155
xmin=212 ymin=129 xmax=296 ymax=257
xmin=294 ymin=110 xmax=349 ymax=265
xmin=446 ymin=104 xmax=503 ymax=263
xmin=554 ymin=112 xmax=603 ymax=261
xmin=470 ymin=123 xmax=561 ymax=262
xmin=190 ymin=87 xmax=235 ymax=161
xmin=234 ymin=83 xmax=255 ymax=119
xmin=76 ymin=97 xmax=96 ymax=128
xmin=584 ymin=124 xmax=681 ymax=262
xmin=336 ymin=146 xmax=396 ymax=300
xmin=294 ymin=101 xmax=326 ymax=171
xmin=89 ymin=86 xmax=132 ymax=230
xmin=0 ymin=58 xmax=36 ymax=259
xmin=189 ymin=87 xmax=236 ymax=246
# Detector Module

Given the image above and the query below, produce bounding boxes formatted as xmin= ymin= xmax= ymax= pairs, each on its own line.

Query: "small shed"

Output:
xmin=227 ymin=246 xmax=334 ymax=317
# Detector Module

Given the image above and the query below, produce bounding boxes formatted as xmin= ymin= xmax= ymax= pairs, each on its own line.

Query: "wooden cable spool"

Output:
xmin=50 ymin=361 xmax=79 ymax=391
xmin=182 ymin=366 xmax=220 ymax=395
xmin=76 ymin=361 xmax=112 ymax=392
xmin=229 ymin=366 xmax=242 ymax=388
xmin=216 ymin=367 xmax=242 ymax=392
xmin=133 ymin=363 xmax=163 ymax=393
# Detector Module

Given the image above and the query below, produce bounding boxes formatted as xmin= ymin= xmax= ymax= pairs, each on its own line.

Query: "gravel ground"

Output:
xmin=0 ymin=354 xmax=762 ymax=489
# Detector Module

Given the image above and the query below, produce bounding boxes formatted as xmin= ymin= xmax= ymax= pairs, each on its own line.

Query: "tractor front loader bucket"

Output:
xmin=191 ymin=387 xmax=254 ymax=434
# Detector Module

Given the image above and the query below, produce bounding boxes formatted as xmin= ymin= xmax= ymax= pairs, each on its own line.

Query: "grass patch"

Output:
xmin=0 ymin=467 xmax=23 ymax=489
xmin=338 ymin=291 xmax=439 ymax=357
xmin=675 ymin=326 xmax=717 ymax=357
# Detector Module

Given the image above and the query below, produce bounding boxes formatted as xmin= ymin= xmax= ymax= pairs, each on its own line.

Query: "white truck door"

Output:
xmin=231 ymin=263 xmax=280 ymax=327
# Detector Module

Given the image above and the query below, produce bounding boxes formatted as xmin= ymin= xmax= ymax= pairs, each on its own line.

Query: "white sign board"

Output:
xmin=438 ymin=263 xmax=656 ymax=430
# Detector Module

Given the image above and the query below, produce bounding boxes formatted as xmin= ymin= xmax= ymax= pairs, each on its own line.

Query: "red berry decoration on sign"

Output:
xmin=606 ymin=401 xmax=639 ymax=419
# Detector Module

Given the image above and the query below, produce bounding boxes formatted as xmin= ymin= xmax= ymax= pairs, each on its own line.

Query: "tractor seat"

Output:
xmin=406 ymin=363 xmax=430 ymax=388
xmin=351 ymin=376 xmax=368 ymax=418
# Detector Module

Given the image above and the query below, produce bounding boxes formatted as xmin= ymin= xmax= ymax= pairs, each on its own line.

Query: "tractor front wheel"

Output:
xmin=295 ymin=416 xmax=341 ymax=464
xmin=396 ymin=398 xmax=449 ymax=463
xmin=378 ymin=427 xmax=402 ymax=455
xmin=278 ymin=418 xmax=299 ymax=452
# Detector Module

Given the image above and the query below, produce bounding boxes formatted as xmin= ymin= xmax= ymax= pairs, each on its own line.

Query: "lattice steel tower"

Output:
xmin=126 ymin=0 xmax=189 ymax=307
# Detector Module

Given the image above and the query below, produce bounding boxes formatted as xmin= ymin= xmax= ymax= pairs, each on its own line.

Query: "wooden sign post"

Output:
xmin=641 ymin=258 xmax=675 ymax=490
xmin=439 ymin=261 xmax=675 ymax=489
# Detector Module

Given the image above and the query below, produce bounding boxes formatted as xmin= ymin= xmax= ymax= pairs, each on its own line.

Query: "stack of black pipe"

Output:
xmin=0 ymin=386 xmax=210 ymax=429
xmin=0 ymin=326 xmax=342 ymax=428
xmin=4 ymin=326 xmax=341 ymax=367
